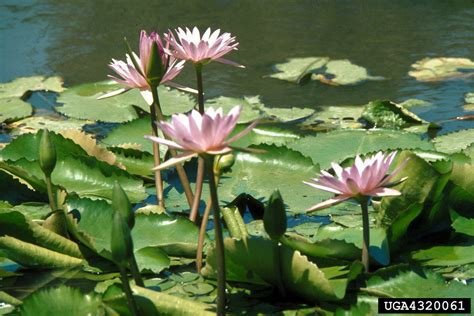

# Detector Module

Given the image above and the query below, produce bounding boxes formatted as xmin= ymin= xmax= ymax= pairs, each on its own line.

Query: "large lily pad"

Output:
xmin=0 ymin=98 xmax=32 ymax=123
xmin=410 ymin=243 xmax=474 ymax=267
xmin=408 ymin=57 xmax=474 ymax=81
xmin=288 ymin=129 xmax=434 ymax=170
xmin=8 ymin=116 xmax=92 ymax=137
xmin=220 ymin=144 xmax=323 ymax=213
xmin=268 ymin=57 xmax=382 ymax=85
xmin=0 ymin=76 xmax=64 ymax=99
xmin=433 ymin=129 xmax=474 ymax=154
xmin=56 ymin=81 xmax=196 ymax=123
xmin=361 ymin=100 xmax=426 ymax=129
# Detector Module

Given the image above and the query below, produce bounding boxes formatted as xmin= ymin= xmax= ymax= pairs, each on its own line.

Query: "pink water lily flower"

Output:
xmin=106 ymin=30 xmax=185 ymax=96
xmin=145 ymin=106 xmax=257 ymax=170
xmin=304 ymin=151 xmax=407 ymax=211
xmin=164 ymin=27 xmax=244 ymax=68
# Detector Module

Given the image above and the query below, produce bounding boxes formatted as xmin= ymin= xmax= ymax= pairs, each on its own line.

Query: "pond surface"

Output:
xmin=1 ymin=0 xmax=474 ymax=133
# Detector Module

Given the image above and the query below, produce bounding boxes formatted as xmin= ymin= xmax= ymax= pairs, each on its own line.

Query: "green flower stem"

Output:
xmin=204 ymin=155 xmax=226 ymax=315
xmin=272 ymin=241 xmax=286 ymax=297
xmin=360 ymin=197 xmax=370 ymax=273
xmin=129 ymin=254 xmax=144 ymax=287
xmin=118 ymin=267 xmax=139 ymax=316
xmin=149 ymin=86 xmax=165 ymax=208
xmin=45 ymin=175 xmax=57 ymax=212
xmin=189 ymin=157 xmax=205 ymax=223
xmin=195 ymin=64 xmax=204 ymax=114
xmin=150 ymin=86 xmax=194 ymax=208
xmin=196 ymin=195 xmax=212 ymax=273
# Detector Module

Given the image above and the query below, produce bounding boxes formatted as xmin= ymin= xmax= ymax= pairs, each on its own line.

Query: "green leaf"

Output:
xmin=268 ymin=57 xmax=329 ymax=83
xmin=0 ymin=76 xmax=64 ymax=99
xmin=132 ymin=213 xmax=202 ymax=258
xmin=101 ymin=116 xmax=165 ymax=155
xmin=433 ymin=129 xmax=474 ymax=154
xmin=452 ymin=215 xmax=474 ymax=237
xmin=230 ymin=124 xmax=301 ymax=148
xmin=465 ymin=92 xmax=474 ymax=104
xmin=0 ymin=98 xmax=32 ymax=123
xmin=220 ymin=144 xmax=321 ymax=213
xmin=0 ymin=236 xmax=82 ymax=269
xmin=361 ymin=100 xmax=426 ymax=129
xmin=260 ymin=106 xmax=314 ymax=122
xmin=362 ymin=265 xmax=474 ymax=298
xmin=0 ymin=210 xmax=82 ymax=258
xmin=408 ymin=57 xmax=474 ymax=82
xmin=56 ymin=81 xmax=196 ymax=123
xmin=410 ymin=242 xmax=474 ymax=267
xmin=109 ymin=147 xmax=154 ymax=177
xmin=18 ymin=286 xmax=103 ymax=316
xmin=134 ymin=247 xmax=170 ymax=274
xmin=267 ymin=57 xmax=383 ymax=85
xmin=131 ymin=285 xmax=214 ymax=316
xmin=56 ymin=81 xmax=147 ymax=123
xmin=0 ymin=202 xmax=50 ymax=220
xmin=8 ymin=116 xmax=92 ymax=137
xmin=203 ymin=237 xmax=363 ymax=301
xmin=288 ymin=129 xmax=434 ymax=170
xmin=206 ymin=96 xmax=262 ymax=123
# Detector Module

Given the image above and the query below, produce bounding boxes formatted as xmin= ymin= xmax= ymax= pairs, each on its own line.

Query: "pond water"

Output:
xmin=1 ymin=0 xmax=474 ymax=134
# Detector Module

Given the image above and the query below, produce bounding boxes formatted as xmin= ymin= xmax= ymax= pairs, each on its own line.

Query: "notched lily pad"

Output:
xmin=433 ymin=129 xmax=474 ymax=154
xmin=0 ymin=76 xmax=64 ymax=99
xmin=8 ymin=115 xmax=92 ymax=136
xmin=268 ymin=57 xmax=383 ymax=85
xmin=0 ymin=98 xmax=32 ymax=123
xmin=361 ymin=100 xmax=428 ymax=129
xmin=408 ymin=57 xmax=474 ymax=81
xmin=206 ymin=96 xmax=263 ymax=123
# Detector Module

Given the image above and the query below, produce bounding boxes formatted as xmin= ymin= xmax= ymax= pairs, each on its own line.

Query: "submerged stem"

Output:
xmin=204 ymin=155 xmax=226 ymax=315
xmin=196 ymin=196 xmax=212 ymax=273
xmin=360 ymin=197 xmax=370 ymax=273
xmin=189 ymin=157 xmax=205 ymax=223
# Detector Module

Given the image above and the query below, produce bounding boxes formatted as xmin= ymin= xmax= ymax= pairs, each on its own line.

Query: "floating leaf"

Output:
xmin=230 ymin=124 xmax=301 ymax=148
xmin=452 ymin=214 xmax=474 ymax=237
xmin=410 ymin=243 xmax=474 ymax=267
xmin=259 ymin=106 xmax=314 ymax=122
xmin=313 ymin=59 xmax=384 ymax=86
xmin=465 ymin=92 xmax=474 ymax=104
xmin=220 ymin=144 xmax=321 ymax=213
xmin=0 ymin=98 xmax=32 ymax=123
xmin=408 ymin=57 xmax=474 ymax=81
xmin=433 ymin=129 xmax=474 ymax=153
xmin=110 ymin=147 xmax=154 ymax=177
xmin=134 ymin=247 xmax=170 ymax=274
xmin=361 ymin=100 xmax=426 ymax=129
xmin=8 ymin=116 xmax=92 ymax=137
xmin=0 ymin=76 xmax=64 ymax=99
xmin=268 ymin=57 xmax=382 ymax=85
xmin=18 ymin=285 xmax=103 ymax=316
xmin=288 ymin=129 xmax=433 ymax=170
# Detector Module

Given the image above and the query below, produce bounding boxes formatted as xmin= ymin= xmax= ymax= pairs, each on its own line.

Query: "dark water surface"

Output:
xmin=1 ymin=0 xmax=474 ymax=133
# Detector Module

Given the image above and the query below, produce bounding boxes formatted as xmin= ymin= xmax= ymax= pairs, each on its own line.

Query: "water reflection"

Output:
xmin=1 ymin=0 xmax=473 ymax=132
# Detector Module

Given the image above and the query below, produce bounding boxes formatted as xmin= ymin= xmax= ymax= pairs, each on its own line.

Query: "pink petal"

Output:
xmin=226 ymin=120 xmax=258 ymax=144
xmin=303 ymin=181 xmax=343 ymax=195
xmin=307 ymin=195 xmax=351 ymax=212
xmin=145 ymin=135 xmax=185 ymax=150
xmin=215 ymin=58 xmax=245 ymax=68
xmin=152 ymin=152 xmax=197 ymax=171
xmin=367 ymin=187 xmax=401 ymax=197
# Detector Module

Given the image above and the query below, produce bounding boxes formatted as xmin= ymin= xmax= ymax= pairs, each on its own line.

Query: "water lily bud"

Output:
xmin=39 ymin=129 xmax=57 ymax=177
xmin=263 ymin=190 xmax=287 ymax=240
xmin=112 ymin=181 xmax=134 ymax=229
xmin=214 ymin=153 xmax=235 ymax=175
xmin=146 ymin=41 xmax=165 ymax=87
xmin=111 ymin=211 xmax=134 ymax=268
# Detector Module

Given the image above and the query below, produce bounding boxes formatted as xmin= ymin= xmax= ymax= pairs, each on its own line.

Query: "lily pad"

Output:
xmin=220 ymin=144 xmax=322 ymax=213
xmin=0 ymin=98 xmax=32 ymax=123
xmin=288 ymin=129 xmax=434 ymax=170
xmin=18 ymin=285 xmax=103 ymax=316
xmin=268 ymin=57 xmax=382 ymax=85
xmin=433 ymin=129 xmax=474 ymax=153
xmin=410 ymin=243 xmax=474 ymax=267
xmin=56 ymin=81 xmax=195 ymax=123
xmin=408 ymin=57 xmax=474 ymax=82
xmin=0 ymin=76 xmax=64 ymax=99
xmin=361 ymin=100 xmax=426 ymax=129
xmin=134 ymin=247 xmax=170 ymax=274
xmin=259 ymin=106 xmax=314 ymax=122
xmin=8 ymin=116 xmax=92 ymax=137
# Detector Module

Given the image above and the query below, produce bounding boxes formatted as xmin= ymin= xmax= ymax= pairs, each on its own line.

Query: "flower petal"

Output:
xmin=307 ymin=195 xmax=350 ymax=212
xmin=152 ymin=152 xmax=197 ymax=171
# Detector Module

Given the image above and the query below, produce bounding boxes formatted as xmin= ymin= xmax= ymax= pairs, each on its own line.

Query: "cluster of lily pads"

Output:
xmin=0 ymin=26 xmax=474 ymax=315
